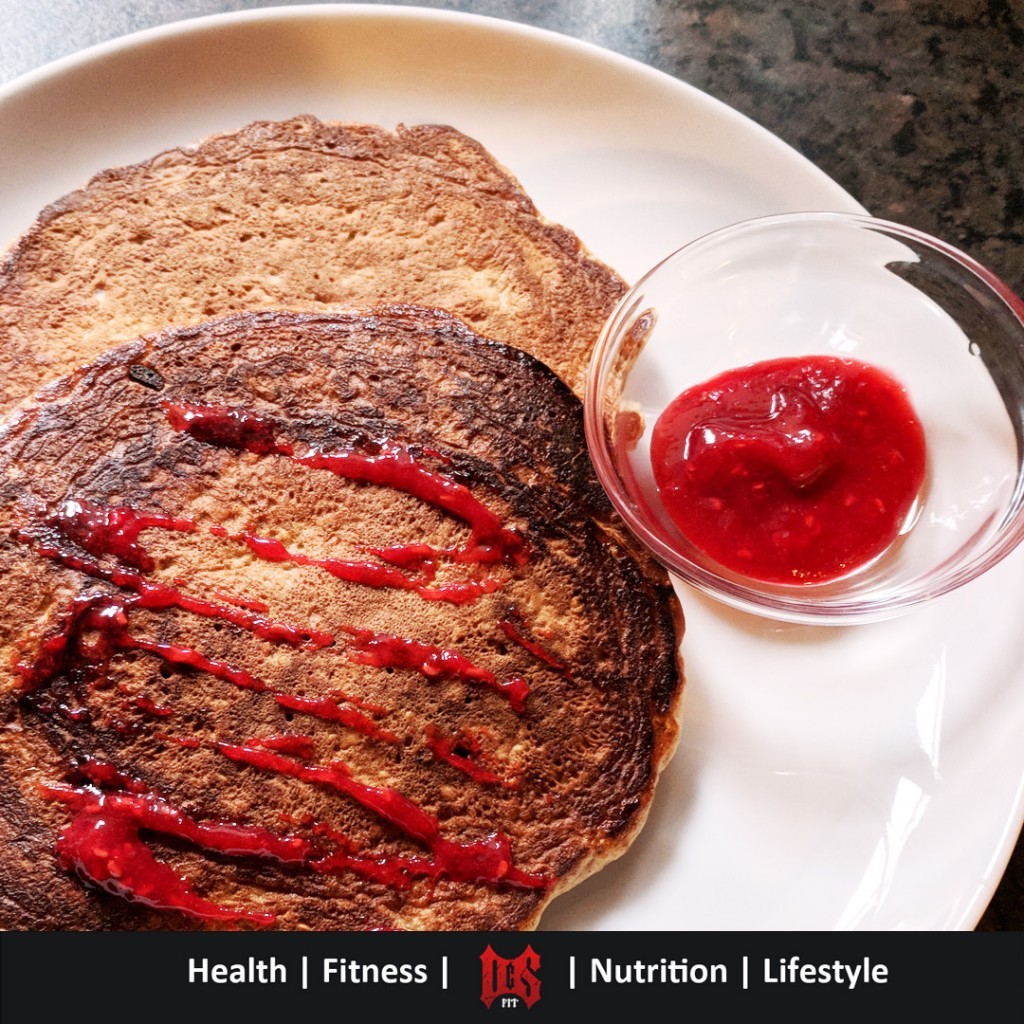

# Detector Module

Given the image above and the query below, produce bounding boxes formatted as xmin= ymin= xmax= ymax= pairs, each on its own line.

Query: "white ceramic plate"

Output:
xmin=2 ymin=4 xmax=1022 ymax=931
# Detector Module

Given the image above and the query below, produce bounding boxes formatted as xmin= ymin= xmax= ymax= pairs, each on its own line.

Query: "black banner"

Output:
xmin=1 ymin=930 xmax=1021 ymax=1020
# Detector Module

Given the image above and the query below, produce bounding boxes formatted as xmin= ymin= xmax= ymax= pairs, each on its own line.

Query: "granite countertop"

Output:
xmin=1 ymin=0 xmax=1021 ymax=932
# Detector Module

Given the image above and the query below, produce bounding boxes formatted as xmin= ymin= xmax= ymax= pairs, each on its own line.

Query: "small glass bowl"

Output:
xmin=584 ymin=211 xmax=1024 ymax=624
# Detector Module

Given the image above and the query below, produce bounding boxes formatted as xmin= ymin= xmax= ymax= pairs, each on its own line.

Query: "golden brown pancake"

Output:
xmin=0 ymin=116 xmax=626 ymax=420
xmin=0 ymin=307 xmax=683 ymax=931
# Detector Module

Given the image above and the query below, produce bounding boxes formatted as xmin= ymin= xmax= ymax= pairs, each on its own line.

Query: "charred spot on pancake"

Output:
xmin=128 ymin=364 xmax=165 ymax=391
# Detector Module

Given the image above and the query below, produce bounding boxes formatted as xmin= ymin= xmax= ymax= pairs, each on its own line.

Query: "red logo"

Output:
xmin=480 ymin=944 xmax=542 ymax=1009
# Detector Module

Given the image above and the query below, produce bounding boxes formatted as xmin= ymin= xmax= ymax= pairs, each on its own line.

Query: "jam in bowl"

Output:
xmin=584 ymin=212 xmax=1024 ymax=624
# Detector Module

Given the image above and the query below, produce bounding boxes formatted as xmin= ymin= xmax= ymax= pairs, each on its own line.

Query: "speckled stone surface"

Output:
xmin=1 ymin=0 xmax=1021 ymax=932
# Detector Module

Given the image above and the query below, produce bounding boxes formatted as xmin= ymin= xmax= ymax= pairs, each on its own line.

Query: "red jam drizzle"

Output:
xmin=43 ymin=781 xmax=309 ymax=926
xmin=342 ymin=626 xmax=530 ymax=713
xmin=165 ymin=402 xmax=527 ymax=566
xmin=210 ymin=525 xmax=500 ymax=606
xmin=132 ymin=695 xmax=174 ymax=719
xmin=649 ymin=355 xmax=927 ymax=584
xmin=425 ymin=725 xmax=511 ymax=788
xmin=15 ymin=403 xmax=554 ymax=923
xmin=215 ymin=742 xmax=545 ymax=888
xmin=73 ymin=757 xmax=150 ymax=793
xmin=272 ymin=693 xmax=399 ymax=744
xmin=498 ymin=606 xmax=571 ymax=677
xmin=17 ymin=592 xmax=274 ymax=697
xmin=163 ymin=403 xmax=279 ymax=455
xmin=45 ymin=498 xmax=195 ymax=571
xmin=16 ymin=591 xmax=399 ymax=743
xmin=247 ymin=733 xmax=318 ymax=759
xmin=17 ymin=528 xmax=333 ymax=651
xmin=17 ymin=527 xmax=531 ymax=715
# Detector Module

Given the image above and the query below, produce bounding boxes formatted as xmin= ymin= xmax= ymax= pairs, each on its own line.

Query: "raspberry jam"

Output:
xmin=649 ymin=355 xmax=927 ymax=584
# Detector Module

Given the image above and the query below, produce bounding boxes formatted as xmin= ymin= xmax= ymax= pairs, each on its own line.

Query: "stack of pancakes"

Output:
xmin=0 ymin=116 xmax=684 ymax=931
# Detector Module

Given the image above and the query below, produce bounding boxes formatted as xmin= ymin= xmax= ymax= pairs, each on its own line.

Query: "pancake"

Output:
xmin=0 ymin=116 xmax=626 ymax=420
xmin=0 ymin=307 xmax=684 ymax=931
